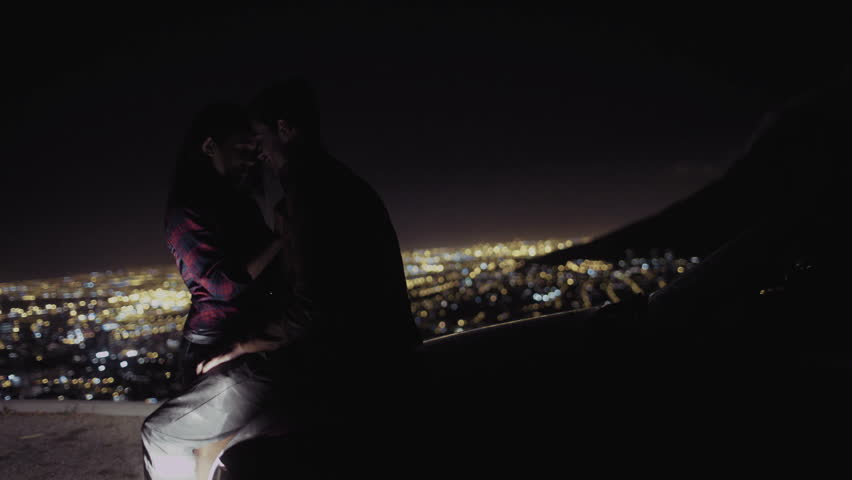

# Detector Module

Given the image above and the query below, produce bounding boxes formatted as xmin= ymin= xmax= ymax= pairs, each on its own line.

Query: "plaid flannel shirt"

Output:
xmin=165 ymin=186 xmax=279 ymax=345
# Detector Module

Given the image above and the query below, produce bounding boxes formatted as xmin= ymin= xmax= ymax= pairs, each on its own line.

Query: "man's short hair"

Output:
xmin=248 ymin=78 xmax=320 ymax=137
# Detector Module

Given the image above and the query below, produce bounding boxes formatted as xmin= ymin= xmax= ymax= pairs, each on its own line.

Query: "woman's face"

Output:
xmin=213 ymin=131 xmax=257 ymax=190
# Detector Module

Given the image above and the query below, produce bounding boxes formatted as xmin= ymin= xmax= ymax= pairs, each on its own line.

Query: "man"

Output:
xmin=248 ymin=78 xmax=422 ymax=355
xmin=245 ymin=79 xmax=424 ymax=469
xmin=142 ymin=103 xmax=290 ymax=480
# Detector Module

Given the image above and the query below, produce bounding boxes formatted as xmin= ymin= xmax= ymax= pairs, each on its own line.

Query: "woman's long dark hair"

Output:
xmin=165 ymin=103 xmax=251 ymax=218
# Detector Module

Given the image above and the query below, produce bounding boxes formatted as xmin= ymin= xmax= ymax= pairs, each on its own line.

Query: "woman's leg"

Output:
xmin=194 ymin=434 xmax=236 ymax=480
xmin=141 ymin=353 xmax=275 ymax=480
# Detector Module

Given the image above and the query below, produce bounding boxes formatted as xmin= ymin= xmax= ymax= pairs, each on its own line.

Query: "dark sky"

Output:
xmin=2 ymin=5 xmax=848 ymax=282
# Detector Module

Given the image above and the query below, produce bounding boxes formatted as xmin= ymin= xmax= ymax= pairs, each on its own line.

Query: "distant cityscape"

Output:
xmin=0 ymin=239 xmax=699 ymax=402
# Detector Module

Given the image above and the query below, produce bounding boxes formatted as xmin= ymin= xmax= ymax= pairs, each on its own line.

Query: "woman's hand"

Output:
xmin=195 ymin=336 xmax=285 ymax=375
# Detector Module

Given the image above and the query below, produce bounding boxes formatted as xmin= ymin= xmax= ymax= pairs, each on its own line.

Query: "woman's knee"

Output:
xmin=141 ymin=414 xmax=158 ymax=447
xmin=141 ymin=406 xmax=171 ymax=445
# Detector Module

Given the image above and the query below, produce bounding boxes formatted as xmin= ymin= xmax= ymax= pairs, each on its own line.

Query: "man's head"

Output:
xmin=248 ymin=78 xmax=321 ymax=172
xmin=183 ymin=103 xmax=258 ymax=192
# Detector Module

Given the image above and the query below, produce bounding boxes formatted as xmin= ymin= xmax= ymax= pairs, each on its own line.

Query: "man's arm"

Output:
xmin=166 ymin=205 xmax=283 ymax=301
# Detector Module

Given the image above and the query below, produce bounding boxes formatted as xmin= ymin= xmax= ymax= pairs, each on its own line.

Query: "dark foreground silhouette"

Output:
xmin=209 ymin=73 xmax=852 ymax=478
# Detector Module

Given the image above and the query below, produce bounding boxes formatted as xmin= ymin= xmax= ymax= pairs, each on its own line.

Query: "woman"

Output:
xmin=142 ymin=103 xmax=291 ymax=480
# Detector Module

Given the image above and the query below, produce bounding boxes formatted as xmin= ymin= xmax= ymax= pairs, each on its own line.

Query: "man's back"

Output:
xmin=277 ymin=151 xmax=422 ymax=352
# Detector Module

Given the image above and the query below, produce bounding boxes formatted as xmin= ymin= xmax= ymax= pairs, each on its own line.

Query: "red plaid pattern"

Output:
xmin=165 ymin=204 xmax=255 ymax=343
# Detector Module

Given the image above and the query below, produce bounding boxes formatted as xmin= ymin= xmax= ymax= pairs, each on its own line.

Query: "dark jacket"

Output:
xmin=272 ymin=148 xmax=422 ymax=353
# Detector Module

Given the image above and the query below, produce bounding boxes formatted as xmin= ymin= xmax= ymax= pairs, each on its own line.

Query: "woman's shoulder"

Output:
xmin=164 ymin=194 xmax=222 ymax=231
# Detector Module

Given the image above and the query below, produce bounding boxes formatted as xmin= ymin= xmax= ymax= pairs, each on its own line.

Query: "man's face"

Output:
xmin=251 ymin=121 xmax=286 ymax=172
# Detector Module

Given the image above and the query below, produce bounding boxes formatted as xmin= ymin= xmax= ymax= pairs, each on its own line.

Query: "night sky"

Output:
xmin=2 ymin=5 xmax=848 ymax=282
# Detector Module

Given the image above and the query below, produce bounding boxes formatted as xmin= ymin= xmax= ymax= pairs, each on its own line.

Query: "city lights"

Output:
xmin=0 ymin=240 xmax=698 ymax=401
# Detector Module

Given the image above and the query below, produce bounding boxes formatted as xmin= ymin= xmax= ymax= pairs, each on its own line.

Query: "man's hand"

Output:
xmin=196 ymin=337 xmax=284 ymax=375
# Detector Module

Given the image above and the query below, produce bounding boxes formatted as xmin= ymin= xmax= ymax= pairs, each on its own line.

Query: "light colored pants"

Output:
xmin=141 ymin=353 xmax=276 ymax=480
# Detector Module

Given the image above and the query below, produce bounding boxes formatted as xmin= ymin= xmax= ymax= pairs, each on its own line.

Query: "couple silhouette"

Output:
xmin=142 ymin=79 xmax=421 ymax=480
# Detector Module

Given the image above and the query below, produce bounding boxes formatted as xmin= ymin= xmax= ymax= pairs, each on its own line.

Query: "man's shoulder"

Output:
xmin=329 ymin=158 xmax=382 ymax=200
xmin=304 ymin=155 xmax=379 ymax=204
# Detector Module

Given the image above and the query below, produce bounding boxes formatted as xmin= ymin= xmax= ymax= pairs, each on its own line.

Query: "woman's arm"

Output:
xmin=166 ymin=205 xmax=284 ymax=301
